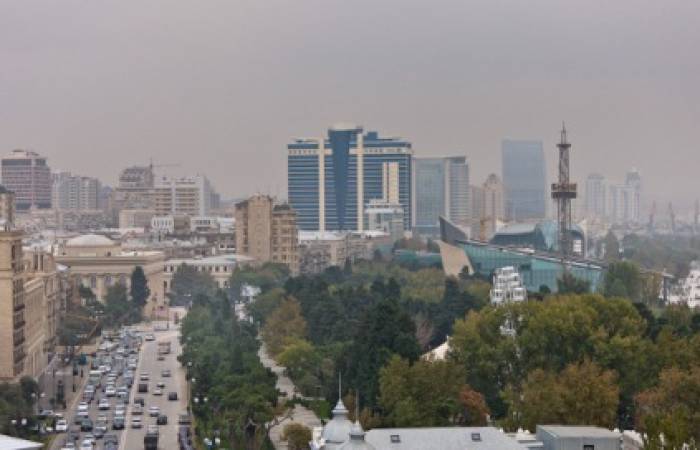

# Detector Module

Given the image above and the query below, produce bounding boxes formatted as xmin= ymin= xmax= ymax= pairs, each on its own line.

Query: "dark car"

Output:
xmin=80 ymin=418 xmax=93 ymax=432
xmin=156 ymin=414 xmax=168 ymax=425
xmin=138 ymin=383 xmax=148 ymax=393
xmin=112 ymin=417 xmax=125 ymax=430
xmin=135 ymin=397 xmax=145 ymax=406
xmin=168 ymin=391 xmax=178 ymax=401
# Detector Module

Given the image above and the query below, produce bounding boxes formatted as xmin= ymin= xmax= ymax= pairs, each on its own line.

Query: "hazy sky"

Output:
xmin=1 ymin=0 xmax=698 ymax=212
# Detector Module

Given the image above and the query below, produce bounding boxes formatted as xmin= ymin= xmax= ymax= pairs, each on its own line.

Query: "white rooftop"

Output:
xmin=65 ymin=234 xmax=116 ymax=247
xmin=0 ymin=434 xmax=43 ymax=449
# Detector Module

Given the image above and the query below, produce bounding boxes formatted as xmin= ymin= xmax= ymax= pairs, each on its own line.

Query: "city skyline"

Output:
xmin=1 ymin=0 xmax=699 ymax=211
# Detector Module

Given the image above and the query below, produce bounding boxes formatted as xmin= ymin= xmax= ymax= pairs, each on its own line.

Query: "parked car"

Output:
xmin=168 ymin=391 xmax=178 ymax=401
xmin=80 ymin=418 xmax=93 ymax=432
xmin=55 ymin=419 xmax=68 ymax=432
xmin=112 ymin=417 xmax=125 ymax=430
xmin=156 ymin=414 xmax=168 ymax=425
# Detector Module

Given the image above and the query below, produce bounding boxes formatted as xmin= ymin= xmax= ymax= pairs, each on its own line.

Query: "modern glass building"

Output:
xmin=288 ymin=124 xmax=412 ymax=232
xmin=501 ymin=140 xmax=547 ymax=221
xmin=413 ymin=157 xmax=470 ymax=236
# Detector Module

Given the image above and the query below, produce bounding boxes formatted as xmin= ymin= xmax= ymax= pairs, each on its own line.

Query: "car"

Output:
xmin=156 ymin=380 xmax=166 ymax=388
xmin=78 ymin=402 xmax=89 ymax=412
xmin=140 ymin=373 xmax=150 ymax=381
xmin=105 ymin=386 xmax=117 ymax=397
xmin=145 ymin=334 xmax=155 ymax=341
xmin=161 ymin=369 xmax=171 ymax=377
xmin=132 ymin=404 xmax=143 ymax=415
xmin=148 ymin=406 xmax=160 ymax=417
xmin=112 ymin=417 xmax=125 ymax=430
xmin=157 ymin=354 xmax=165 ymax=361
xmin=167 ymin=391 xmax=178 ymax=401
xmin=93 ymin=426 xmax=104 ymax=439
xmin=134 ymin=397 xmax=145 ymax=406
xmin=94 ymin=420 xmax=108 ymax=433
xmin=80 ymin=418 xmax=93 ymax=432
xmin=98 ymin=398 xmax=110 ymax=410
xmin=153 ymin=388 xmax=163 ymax=396
xmin=83 ymin=433 xmax=96 ymax=444
xmin=38 ymin=409 xmax=55 ymax=418
xmin=156 ymin=414 xmax=168 ymax=425
xmin=60 ymin=443 xmax=76 ymax=450
xmin=178 ymin=412 xmax=192 ymax=425
xmin=131 ymin=417 xmax=142 ymax=429
xmin=97 ymin=413 xmax=108 ymax=423
xmin=79 ymin=439 xmax=93 ymax=450
xmin=55 ymin=419 xmax=68 ymax=432
xmin=103 ymin=433 xmax=118 ymax=445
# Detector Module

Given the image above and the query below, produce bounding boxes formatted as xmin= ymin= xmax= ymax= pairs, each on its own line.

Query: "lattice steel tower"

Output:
xmin=551 ymin=123 xmax=577 ymax=256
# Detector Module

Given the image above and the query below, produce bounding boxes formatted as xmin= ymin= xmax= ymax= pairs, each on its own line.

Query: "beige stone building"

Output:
xmin=234 ymin=195 xmax=299 ymax=274
xmin=56 ymin=234 xmax=166 ymax=317
xmin=0 ymin=185 xmax=16 ymax=226
xmin=0 ymin=230 xmax=64 ymax=381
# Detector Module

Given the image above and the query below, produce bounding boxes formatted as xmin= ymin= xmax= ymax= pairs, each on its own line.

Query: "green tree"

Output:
xmin=262 ymin=297 xmax=307 ymax=356
xmin=636 ymin=365 xmax=700 ymax=445
xmin=507 ymin=360 xmax=620 ymax=432
xmin=246 ymin=288 xmax=285 ymax=325
xmin=603 ymin=231 xmax=620 ymax=261
xmin=345 ymin=290 xmax=420 ymax=406
xmin=603 ymin=261 xmax=643 ymax=301
xmin=556 ymin=272 xmax=591 ymax=294
xmin=379 ymin=355 xmax=466 ymax=427
xmin=130 ymin=266 xmax=150 ymax=309
xmin=281 ymin=423 xmax=312 ymax=450
xmin=168 ymin=263 xmax=217 ymax=306
xmin=104 ymin=283 xmax=138 ymax=324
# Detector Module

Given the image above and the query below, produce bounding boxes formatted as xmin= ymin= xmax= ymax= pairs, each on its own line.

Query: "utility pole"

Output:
xmin=551 ymin=123 xmax=577 ymax=256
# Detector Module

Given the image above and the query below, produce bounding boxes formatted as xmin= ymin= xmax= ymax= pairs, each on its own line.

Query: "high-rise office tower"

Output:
xmin=288 ymin=124 xmax=412 ymax=232
xmin=501 ymin=140 xmax=546 ymax=221
xmin=1 ymin=149 xmax=52 ymax=210
xmin=584 ymin=174 xmax=607 ymax=219
xmin=413 ymin=157 xmax=470 ymax=235
xmin=625 ymin=169 xmax=642 ymax=224
xmin=482 ymin=173 xmax=505 ymax=233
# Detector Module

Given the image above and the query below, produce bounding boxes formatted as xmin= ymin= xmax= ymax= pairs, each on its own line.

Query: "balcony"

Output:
xmin=13 ymin=302 xmax=25 ymax=312
xmin=13 ymin=319 xmax=26 ymax=330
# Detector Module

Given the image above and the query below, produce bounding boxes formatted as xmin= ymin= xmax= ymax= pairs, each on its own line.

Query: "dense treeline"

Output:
xmin=179 ymin=289 xmax=278 ymax=449
xmin=249 ymin=257 xmax=700 ymax=445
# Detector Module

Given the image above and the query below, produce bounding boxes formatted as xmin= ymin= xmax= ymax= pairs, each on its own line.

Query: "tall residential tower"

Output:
xmin=501 ymin=140 xmax=546 ymax=221
xmin=413 ymin=157 xmax=470 ymax=235
xmin=1 ymin=149 xmax=52 ymax=210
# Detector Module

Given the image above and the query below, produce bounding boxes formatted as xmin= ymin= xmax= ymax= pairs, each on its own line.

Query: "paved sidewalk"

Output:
xmin=258 ymin=343 xmax=321 ymax=450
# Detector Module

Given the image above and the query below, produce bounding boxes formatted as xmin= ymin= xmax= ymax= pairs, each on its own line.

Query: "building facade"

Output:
xmin=288 ymin=125 xmax=413 ymax=232
xmin=55 ymin=234 xmax=165 ymax=317
xmin=584 ymin=173 xmax=607 ymax=219
xmin=501 ymin=140 xmax=547 ymax=221
xmin=163 ymin=254 xmax=254 ymax=291
xmin=234 ymin=195 xmax=299 ymax=273
xmin=1 ymin=150 xmax=52 ymax=211
xmin=413 ymin=156 xmax=470 ymax=235
xmin=52 ymin=172 xmax=101 ymax=211
xmin=0 ymin=186 xmax=16 ymax=227
xmin=153 ymin=175 xmax=214 ymax=217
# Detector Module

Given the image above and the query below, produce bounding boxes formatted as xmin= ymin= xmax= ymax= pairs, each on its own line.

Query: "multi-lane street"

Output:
xmin=51 ymin=316 xmax=188 ymax=450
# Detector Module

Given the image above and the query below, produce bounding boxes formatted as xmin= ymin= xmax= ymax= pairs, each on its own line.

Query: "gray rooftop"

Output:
xmin=365 ymin=427 xmax=528 ymax=450
xmin=536 ymin=425 xmax=620 ymax=438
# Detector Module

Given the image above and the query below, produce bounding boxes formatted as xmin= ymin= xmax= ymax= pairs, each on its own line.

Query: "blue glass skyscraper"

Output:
xmin=501 ymin=140 xmax=547 ymax=221
xmin=288 ymin=124 xmax=413 ymax=232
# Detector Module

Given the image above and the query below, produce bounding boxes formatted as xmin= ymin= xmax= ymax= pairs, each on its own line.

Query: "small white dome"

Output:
xmin=66 ymin=234 xmax=116 ymax=247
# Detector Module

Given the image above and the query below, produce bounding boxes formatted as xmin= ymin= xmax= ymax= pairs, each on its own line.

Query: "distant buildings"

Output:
xmin=501 ymin=140 xmax=547 ymax=221
xmin=298 ymin=230 xmax=390 ymax=275
xmin=475 ymin=173 xmax=505 ymax=238
xmin=234 ymin=194 xmax=299 ymax=274
xmin=413 ymin=157 xmax=470 ymax=236
xmin=583 ymin=169 xmax=642 ymax=225
xmin=52 ymin=172 xmax=101 ymax=211
xmin=1 ymin=150 xmax=52 ymax=211
xmin=153 ymin=175 xmax=214 ymax=217
xmin=288 ymin=124 xmax=412 ymax=232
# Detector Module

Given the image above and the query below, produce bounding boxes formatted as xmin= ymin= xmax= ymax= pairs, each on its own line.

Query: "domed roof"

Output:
xmin=322 ymin=399 xmax=353 ymax=444
xmin=66 ymin=234 xmax=116 ymax=247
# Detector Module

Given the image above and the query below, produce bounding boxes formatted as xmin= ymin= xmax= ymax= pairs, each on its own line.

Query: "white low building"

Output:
xmin=163 ymin=254 xmax=254 ymax=291
xmin=668 ymin=264 xmax=700 ymax=308
xmin=490 ymin=266 xmax=527 ymax=305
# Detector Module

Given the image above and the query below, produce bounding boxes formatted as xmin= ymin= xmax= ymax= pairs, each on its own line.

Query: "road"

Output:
xmin=119 ymin=324 xmax=188 ymax=450
xmin=51 ymin=315 xmax=188 ymax=450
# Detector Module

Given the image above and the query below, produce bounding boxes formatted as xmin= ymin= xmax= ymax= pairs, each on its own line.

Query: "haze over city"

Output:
xmin=1 ymin=0 xmax=698 ymax=210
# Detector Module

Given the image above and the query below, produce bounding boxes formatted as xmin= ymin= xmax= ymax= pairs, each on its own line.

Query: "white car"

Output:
xmin=77 ymin=402 xmax=89 ymax=412
xmin=79 ymin=439 xmax=93 ymax=450
xmin=105 ymin=386 xmax=117 ymax=397
xmin=55 ymin=419 xmax=68 ymax=432
xmin=98 ymin=398 xmax=110 ymax=410
xmin=131 ymin=417 xmax=142 ymax=428
xmin=148 ymin=406 xmax=160 ymax=417
xmin=153 ymin=388 xmax=163 ymax=396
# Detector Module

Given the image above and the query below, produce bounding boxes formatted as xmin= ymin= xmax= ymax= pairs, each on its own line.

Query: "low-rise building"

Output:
xmin=298 ymin=231 xmax=390 ymax=275
xmin=151 ymin=215 xmax=191 ymax=234
xmin=163 ymin=254 xmax=254 ymax=291
xmin=118 ymin=208 xmax=156 ymax=229
xmin=55 ymin=234 xmax=165 ymax=317
xmin=536 ymin=425 xmax=621 ymax=450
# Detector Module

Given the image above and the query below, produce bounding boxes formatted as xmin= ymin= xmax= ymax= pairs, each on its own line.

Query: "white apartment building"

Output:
xmin=153 ymin=175 xmax=214 ymax=217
